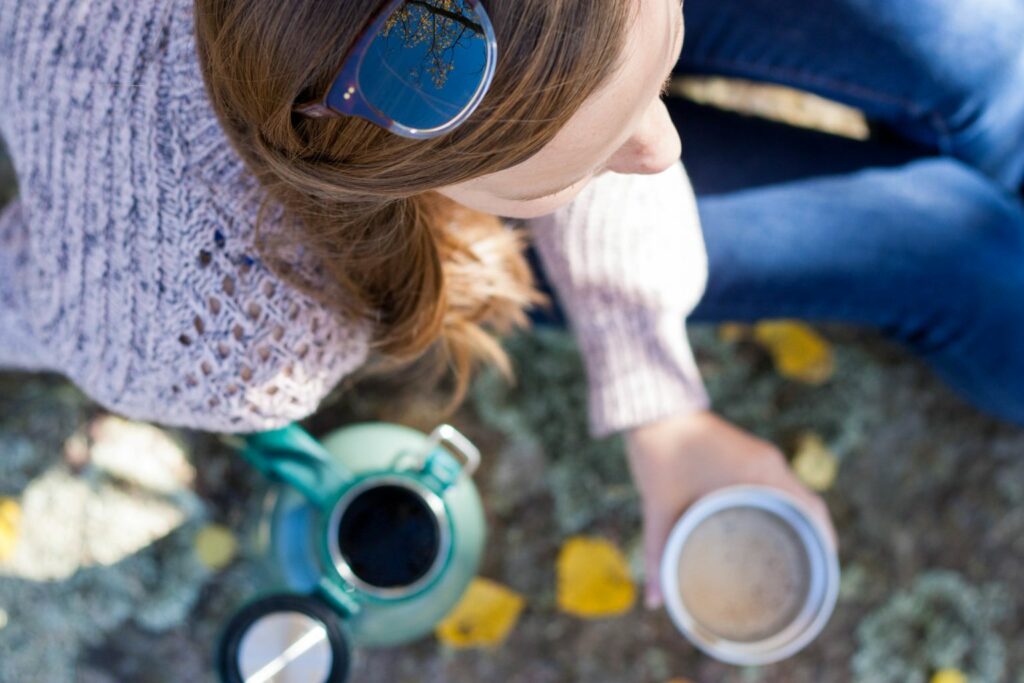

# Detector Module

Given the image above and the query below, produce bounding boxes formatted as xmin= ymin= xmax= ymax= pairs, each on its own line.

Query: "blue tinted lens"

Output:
xmin=358 ymin=0 xmax=492 ymax=132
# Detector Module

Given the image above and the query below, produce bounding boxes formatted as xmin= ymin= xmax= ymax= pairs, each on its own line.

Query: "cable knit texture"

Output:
xmin=0 ymin=0 xmax=710 ymax=436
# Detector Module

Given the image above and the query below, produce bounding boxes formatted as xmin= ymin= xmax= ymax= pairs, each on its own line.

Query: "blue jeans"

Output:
xmin=529 ymin=0 xmax=1024 ymax=426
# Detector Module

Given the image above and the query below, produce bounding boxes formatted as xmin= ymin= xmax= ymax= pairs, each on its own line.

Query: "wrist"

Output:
xmin=627 ymin=408 xmax=716 ymax=448
xmin=624 ymin=409 xmax=716 ymax=485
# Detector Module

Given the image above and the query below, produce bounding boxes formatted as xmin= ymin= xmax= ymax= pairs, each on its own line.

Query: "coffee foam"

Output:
xmin=675 ymin=506 xmax=811 ymax=642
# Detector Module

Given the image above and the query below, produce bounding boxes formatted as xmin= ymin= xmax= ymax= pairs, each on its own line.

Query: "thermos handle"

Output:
xmin=419 ymin=424 xmax=481 ymax=492
xmin=231 ymin=424 xmax=353 ymax=510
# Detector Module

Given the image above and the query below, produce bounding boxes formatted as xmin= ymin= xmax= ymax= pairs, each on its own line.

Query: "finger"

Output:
xmin=642 ymin=508 xmax=673 ymax=610
xmin=816 ymin=502 xmax=839 ymax=551
xmin=798 ymin=493 xmax=838 ymax=551
xmin=770 ymin=475 xmax=838 ymax=550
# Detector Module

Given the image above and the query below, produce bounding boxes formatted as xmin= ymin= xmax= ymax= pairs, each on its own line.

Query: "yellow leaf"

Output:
xmin=556 ymin=536 xmax=636 ymax=618
xmin=791 ymin=432 xmax=839 ymax=492
xmin=753 ymin=320 xmax=834 ymax=384
xmin=718 ymin=323 xmax=749 ymax=343
xmin=0 ymin=498 xmax=21 ymax=563
xmin=194 ymin=524 xmax=238 ymax=570
xmin=435 ymin=578 xmax=524 ymax=648
xmin=931 ymin=669 xmax=968 ymax=683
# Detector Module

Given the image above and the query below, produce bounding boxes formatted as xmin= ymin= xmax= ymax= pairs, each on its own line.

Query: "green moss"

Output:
xmin=0 ymin=377 xmax=217 ymax=682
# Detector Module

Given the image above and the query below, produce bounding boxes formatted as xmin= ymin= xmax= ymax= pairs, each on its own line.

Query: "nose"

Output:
xmin=604 ymin=99 xmax=682 ymax=175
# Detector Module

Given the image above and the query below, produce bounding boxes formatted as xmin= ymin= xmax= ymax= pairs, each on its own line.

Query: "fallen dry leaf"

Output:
xmin=557 ymin=536 xmax=636 ymax=618
xmin=791 ymin=432 xmax=839 ymax=492
xmin=931 ymin=669 xmax=968 ymax=683
xmin=717 ymin=323 xmax=749 ymax=343
xmin=435 ymin=577 xmax=525 ymax=648
xmin=193 ymin=523 xmax=238 ymax=570
xmin=753 ymin=320 xmax=834 ymax=384
xmin=0 ymin=498 xmax=22 ymax=562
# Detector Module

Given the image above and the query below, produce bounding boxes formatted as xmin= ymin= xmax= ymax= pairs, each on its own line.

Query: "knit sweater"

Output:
xmin=0 ymin=0 xmax=710 ymax=437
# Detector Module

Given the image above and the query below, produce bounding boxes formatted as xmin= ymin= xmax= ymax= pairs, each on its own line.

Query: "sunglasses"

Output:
xmin=292 ymin=0 xmax=498 ymax=140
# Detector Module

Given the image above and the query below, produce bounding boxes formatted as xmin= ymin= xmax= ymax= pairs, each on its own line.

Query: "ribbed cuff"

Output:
xmin=574 ymin=305 xmax=711 ymax=439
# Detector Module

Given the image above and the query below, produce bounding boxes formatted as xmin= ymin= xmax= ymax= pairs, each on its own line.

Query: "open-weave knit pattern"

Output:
xmin=0 ymin=0 xmax=710 ymax=436
xmin=0 ymin=0 xmax=371 ymax=432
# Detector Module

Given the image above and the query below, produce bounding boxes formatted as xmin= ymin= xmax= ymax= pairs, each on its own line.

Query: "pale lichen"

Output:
xmin=852 ymin=570 xmax=1011 ymax=683
xmin=0 ymin=389 xmax=215 ymax=682
xmin=471 ymin=327 xmax=635 ymax=534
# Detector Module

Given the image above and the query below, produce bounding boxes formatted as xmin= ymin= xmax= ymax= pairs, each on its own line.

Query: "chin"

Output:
xmin=490 ymin=186 xmax=592 ymax=220
xmin=494 ymin=197 xmax=578 ymax=219
xmin=439 ymin=180 xmax=591 ymax=220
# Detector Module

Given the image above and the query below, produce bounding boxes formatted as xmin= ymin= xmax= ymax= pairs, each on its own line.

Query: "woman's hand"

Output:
xmin=625 ymin=409 xmax=837 ymax=610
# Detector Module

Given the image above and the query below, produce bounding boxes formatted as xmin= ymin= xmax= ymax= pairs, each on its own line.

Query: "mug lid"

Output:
xmin=219 ymin=594 xmax=352 ymax=683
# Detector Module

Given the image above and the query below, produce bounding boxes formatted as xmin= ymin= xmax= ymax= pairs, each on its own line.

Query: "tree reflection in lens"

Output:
xmin=381 ymin=0 xmax=484 ymax=90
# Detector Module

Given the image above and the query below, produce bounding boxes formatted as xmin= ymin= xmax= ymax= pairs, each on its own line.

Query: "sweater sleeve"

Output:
xmin=527 ymin=161 xmax=711 ymax=438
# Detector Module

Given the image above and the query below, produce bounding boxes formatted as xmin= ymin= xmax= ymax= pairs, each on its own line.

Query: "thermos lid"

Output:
xmin=219 ymin=594 xmax=352 ymax=683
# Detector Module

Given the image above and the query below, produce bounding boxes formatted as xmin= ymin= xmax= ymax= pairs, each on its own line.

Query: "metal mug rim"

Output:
xmin=326 ymin=474 xmax=452 ymax=601
xmin=659 ymin=485 xmax=840 ymax=666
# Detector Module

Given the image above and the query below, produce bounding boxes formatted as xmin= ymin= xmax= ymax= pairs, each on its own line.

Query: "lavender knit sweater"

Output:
xmin=0 ymin=0 xmax=710 ymax=436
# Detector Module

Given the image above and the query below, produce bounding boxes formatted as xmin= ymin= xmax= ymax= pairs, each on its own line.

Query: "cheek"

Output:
xmin=604 ymin=100 xmax=681 ymax=175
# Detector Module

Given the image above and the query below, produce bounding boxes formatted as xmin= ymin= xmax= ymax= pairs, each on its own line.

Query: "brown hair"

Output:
xmin=193 ymin=0 xmax=632 ymax=406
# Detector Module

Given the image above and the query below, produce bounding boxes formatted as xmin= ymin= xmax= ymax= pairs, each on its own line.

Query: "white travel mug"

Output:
xmin=659 ymin=485 xmax=840 ymax=665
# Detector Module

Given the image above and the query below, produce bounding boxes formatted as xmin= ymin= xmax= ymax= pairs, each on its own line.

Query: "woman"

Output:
xmin=0 ymin=0 xmax=1021 ymax=615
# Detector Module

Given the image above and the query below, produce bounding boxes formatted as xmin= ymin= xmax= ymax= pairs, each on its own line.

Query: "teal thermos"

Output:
xmin=217 ymin=422 xmax=487 ymax=683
